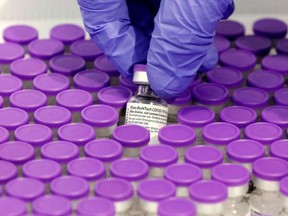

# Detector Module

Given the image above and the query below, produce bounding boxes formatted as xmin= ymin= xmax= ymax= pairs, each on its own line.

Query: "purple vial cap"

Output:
xmin=6 ymin=177 xmax=45 ymax=202
xmin=219 ymin=106 xmax=257 ymax=129
xmin=206 ymin=67 xmax=243 ymax=89
xmin=0 ymin=126 xmax=9 ymax=144
xmin=276 ymin=38 xmax=288 ymax=55
xmin=3 ymin=25 xmax=38 ymax=45
xmin=98 ymin=86 xmax=133 ymax=109
xmin=0 ymin=108 xmax=29 ymax=131
xmin=49 ymin=54 xmax=86 ymax=76
xmin=15 ymin=124 xmax=53 ymax=147
xmin=232 ymin=87 xmax=269 ymax=109
xmin=270 ymin=140 xmax=288 ymax=161
xmin=253 ymin=18 xmax=287 ymax=39
xmin=110 ymin=158 xmax=149 ymax=182
xmin=77 ymin=197 xmax=115 ymax=216
xmin=94 ymin=55 xmax=119 ymax=76
xmin=0 ymin=43 xmax=25 ymax=64
xmin=85 ymin=139 xmax=123 ymax=163
xmin=10 ymin=90 xmax=48 ymax=112
xmin=262 ymin=106 xmax=288 ymax=128
xmin=95 ymin=178 xmax=134 ymax=202
xmin=32 ymin=195 xmax=72 ymax=216
xmin=214 ymin=35 xmax=230 ymax=54
xmin=56 ymin=89 xmax=93 ymax=112
xmin=261 ymin=55 xmax=288 ymax=75
xmin=33 ymin=73 xmax=70 ymax=96
xmin=138 ymin=179 xmax=176 ymax=202
xmin=50 ymin=24 xmax=85 ymax=45
xmin=159 ymin=125 xmax=196 ymax=147
xmin=177 ymin=105 xmax=215 ymax=128
xmin=140 ymin=144 xmax=178 ymax=167
xmin=81 ymin=105 xmax=118 ymax=128
xmin=133 ymin=64 xmax=147 ymax=71
xmin=0 ymin=96 xmax=2 ymax=108
xmin=211 ymin=164 xmax=250 ymax=186
xmin=0 ymin=141 xmax=35 ymax=165
xmin=41 ymin=141 xmax=79 ymax=164
xmin=0 ymin=75 xmax=23 ymax=97
xmin=189 ymin=180 xmax=227 ymax=203
xmin=274 ymin=88 xmax=288 ymax=106
xmin=158 ymin=198 xmax=196 ymax=216
xmin=216 ymin=20 xmax=245 ymax=41
xmin=74 ymin=70 xmax=110 ymax=92
xmin=220 ymin=49 xmax=256 ymax=72
xmin=164 ymin=163 xmax=202 ymax=186
xmin=227 ymin=139 xmax=265 ymax=163
xmin=23 ymin=159 xmax=62 ymax=183
xmin=70 ymin=40 xmax=102 ymax=61
xmin=0 ymin=160 xmax=17 ymax=184
xmin=58 ymin=123 xmax=96 ymax=146
xmin=67 ymin=158 xmax=105 ymax=181
xmin=0 ymin=197 xmax=26 ymax=216
xmin=253 ymin=157 xmax=288 ymax=181
xmin=184 ymin=145 xmax=223 ymax=169
xmin=10 ymin=58 xmax=47 ymax=80
xmin=188 ymin=75 xmax=202 ymax=92
xmin=169 ymin=90 xmax=191 ymax=105
xmin=28 ymin=39 xmax=64 ymax=60
xmin=119 ymin=74 xmax=138 ymax=93
xmin=244 ymin=122 xmax=283 ymax=145
xmin=112 ymin=124 xmax=150 ymax=147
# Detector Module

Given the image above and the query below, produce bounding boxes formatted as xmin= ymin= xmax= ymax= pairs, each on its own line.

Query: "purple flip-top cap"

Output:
xmin=0 ymin=197 xmax=26 ymax=216
xmin=216 ymin=20 xmax=245 ymax=41
xmin=274 ymin=88 xmax=288 ymax=106
xmin=227 ymin=139 xmax=265 ymax=163
xmin=95 ymin=178 xmax=134 ymax=202
xmin=0 ymin=108 xmax=29 ymax=131
xmin=232 ymin=87 xmax=269 ymax=109
xmin=276 ymin=39 xmax=288 ymax=55
xmin=119 ymin=74 xmax=138 ymax=93
xmin=6 ymin=177 xmax=45 ymax=202
xmin=74 ymin=70 xmax=110 ymax=92
xmin=28 ymin=39 xmax=64 ymax=60
xmin=159 ymin=125 xmax=196 ymax=147
xmin=140 ymin=145 xmax=178 ymax=167
xmin=77 ymin=197 xmax=115 ymax=216
xmin=133 ymin=64 xmax=147 ymax=72
xmin=261 ymin=55 xmax=288 ymax=76
xmin=23 ymin=159 xmax=61 ymax=183
xmin=211 ymin=164 xmax=250 ymax=186
xmin=70 ymin=40 xmax=102 ymax=61
xmin=177 ymin=105 xmax=215 ymax=128
xmin=51 ymin=176 xmax=89 ymax=200
xmin=189 ymin=180 xmax=227 ymax=203
xmin=0 ymin=160 xmax=17 ymax=184
xmin=202 ymin=122 xmax=240 ymax=145
xmin=56 ymin=89 xmax=93 ymax=112
xmin=15 ymin=124 xmax=53 ymax=147
xmin=10 ymin=90 xmax=48 ymax=112
xmin=0 ymin=126 xmax=9 ymax=144
xmin=192 ymin=83 xmax=229 ymax=105
xmin=0 ymin=43 xmax=25 ymax=64
xmin=3 ymin=25 xmax=38 ymax=45
xmin=281 ymin=176 xmax=288 ymax=197
xmin=185 ymin=145 xmax=223 ymax=169
xmin=270 ymin=140 xmax=288 ymax=160
xmin=41 ymin=141 xmax=79 ymax=164
xmin=0 ymin=141 xmax=35 ymax=165
xmin=164 ymin=163 xmax=202 ymax=186
xmin=33 ymin=73 xmax=70 ymax=96
xmin=206 ymin=67 xmax=243 ymax=89
xmin=98 ymin=86 xmax=133 ymax=109
xmin=58 ymin=123 xmax=95 ymax=146
xmin=253 ymin=157 xmax=288 ymax=181
xmin=169 ymin=90 xmax=191 ymax=106
xmin=0 ymin=75 xmax=23 ymax=97
xmin=112 ymin=124 xmax=150 ymax=147
xmin=262 ymin=106 xmax=288 ymax=129
xmin=50 ymin=24 xmax=85 ymax=45
xmin=110 ymin=158 xmax=149 ymax=182
xmin=245 ymin=122 xmax=283 ymax=145
xmin=67 ymin=158 xmax=105 ymax=181
xmin=32 ymin=195 xmax=72 ymax=216
xmin=214 ymin=35 xmax=230 ymax=54
xmin=49 ymin=54 xmax=86 ymax=77
xmin=10 ymin=58 xmax=47 ymax=80
xmin=85 ymin=139 xmax=123 ymax=163
xmin=219 ymin=106 xmax=257 ymax=129
xmin=253 ymin=18 xmax=287 ymax=40
xmin=158 ymin=197 xmax=196 ymax=216
xmin=138 ymin=179 xmax=176 ymax=201
xmin=94 ymin=55 xmax=120 ymax=76
xmin=220 ymin=49 xmax=257 ymax=72
xmin=188 ymin=75 xmax=202 ymax=92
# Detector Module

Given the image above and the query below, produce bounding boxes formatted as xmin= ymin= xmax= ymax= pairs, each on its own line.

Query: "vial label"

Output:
xmin=125 ymin=103 xmax=168 ymax=144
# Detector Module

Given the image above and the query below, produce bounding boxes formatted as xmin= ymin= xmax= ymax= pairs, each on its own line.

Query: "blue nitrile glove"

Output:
xmin=77 ymin=0 xmax=234 ymax=99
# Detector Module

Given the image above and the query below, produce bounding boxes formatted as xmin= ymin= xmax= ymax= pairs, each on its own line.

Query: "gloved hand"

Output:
xmin=77 ymin=0 xmax=234 ymax=99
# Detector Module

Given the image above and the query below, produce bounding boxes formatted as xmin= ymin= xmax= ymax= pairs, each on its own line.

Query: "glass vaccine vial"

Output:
xmin=125 ymin=64 xmax=168 ymax=144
